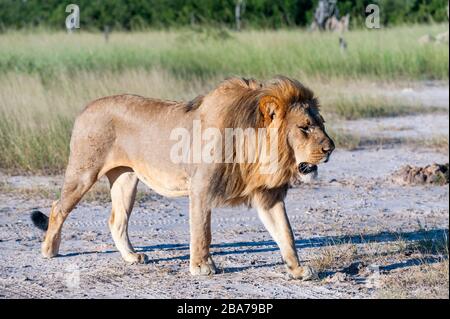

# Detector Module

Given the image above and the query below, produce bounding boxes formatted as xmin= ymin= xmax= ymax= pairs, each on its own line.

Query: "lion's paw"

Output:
xmin=124 ymin=252 xmax=149 ymax=265
xmin=190 ymin=256 xmax=217 ymax=276
xmin=41 ymin=243 xmax=59 ymax=259
xmin=288 ymin=265 xmax=318 ymax=281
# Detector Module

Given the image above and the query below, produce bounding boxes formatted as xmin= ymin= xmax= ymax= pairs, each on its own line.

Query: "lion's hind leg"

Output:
xmin=107 ymin=167 xmax=148 ymax=264
xmin=41 ymin=168 xmax=99 ymax=258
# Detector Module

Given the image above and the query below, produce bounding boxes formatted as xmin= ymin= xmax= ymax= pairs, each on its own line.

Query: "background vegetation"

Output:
xmin=0 ymin=0 xmax=448 ymax=31
xmin=0 ymin=24 xmax=448 ymax=173
xmin=1 ymin=25 xmax=448 ymax=80
xmin=0 ymin=1 xmax=448 ymax=173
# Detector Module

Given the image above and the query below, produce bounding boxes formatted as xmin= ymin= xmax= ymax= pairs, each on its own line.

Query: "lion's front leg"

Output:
xmin=253 ymin=193 xmax=317 ymax=281
xmin=188 ymin=189 xmax=217 ymax=276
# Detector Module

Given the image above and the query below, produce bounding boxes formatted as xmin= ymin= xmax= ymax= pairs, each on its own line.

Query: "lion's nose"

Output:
xmin=322 ymin=144 xmax=335 ymax=155
xmin=319 ymin=135 xmax=335 ymax=156
xmin=321 ymin=140 xmax=335 ymax=160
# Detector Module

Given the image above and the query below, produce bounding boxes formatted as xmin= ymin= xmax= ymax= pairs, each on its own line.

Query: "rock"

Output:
xmin=392 ymin=163 xmax=449 ymax=186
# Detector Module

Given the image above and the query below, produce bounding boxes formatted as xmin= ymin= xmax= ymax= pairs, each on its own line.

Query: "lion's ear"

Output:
xmin=259 ymin=96 xmax=285 ymax=126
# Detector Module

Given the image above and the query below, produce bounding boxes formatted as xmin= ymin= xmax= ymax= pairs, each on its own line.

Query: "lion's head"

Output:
xmin=259 ymin=76 xmax=335 ymax=177
xmin=201 ymin=76 xmax=335 ymax=207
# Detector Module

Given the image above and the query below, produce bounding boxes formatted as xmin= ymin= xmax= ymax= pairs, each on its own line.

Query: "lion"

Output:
xmin=31 ymin=76 xmax=334 ymax=280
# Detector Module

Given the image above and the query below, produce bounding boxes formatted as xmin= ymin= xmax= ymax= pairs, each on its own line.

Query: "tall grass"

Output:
xmin=0 ymin=24 xmax=448 ymax=80
xmin=0 ymin=25 xmax=448 ymax=173
xmin=0 ymin=70 xmax=206 ymax=173
xmin=0 ymin=70 xmax=442 ymax=173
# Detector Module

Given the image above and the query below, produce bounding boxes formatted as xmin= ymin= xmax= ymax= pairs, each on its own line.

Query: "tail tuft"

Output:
xmin=30 ymin=210 xmax=49 ymax=231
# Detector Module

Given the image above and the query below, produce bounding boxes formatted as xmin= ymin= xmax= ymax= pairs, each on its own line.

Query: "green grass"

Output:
xmin=0 ymin=24 xmax=448 ymax=80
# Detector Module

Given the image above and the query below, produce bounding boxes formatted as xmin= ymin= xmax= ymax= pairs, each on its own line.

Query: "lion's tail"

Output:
xmin=30 ymin=210 xmax=49 ymax=231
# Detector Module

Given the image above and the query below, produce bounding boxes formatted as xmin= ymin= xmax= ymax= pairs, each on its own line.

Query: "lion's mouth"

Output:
xmin=298 ymin=162 xmax=318 ymax=175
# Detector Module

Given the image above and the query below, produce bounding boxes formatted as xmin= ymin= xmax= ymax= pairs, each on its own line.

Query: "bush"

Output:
xmin=0 ymin=0 xmax=448 ymax=31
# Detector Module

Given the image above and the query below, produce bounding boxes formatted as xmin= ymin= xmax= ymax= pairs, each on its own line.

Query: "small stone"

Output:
xmin=325 ymin=272 xmax=348 ymax=283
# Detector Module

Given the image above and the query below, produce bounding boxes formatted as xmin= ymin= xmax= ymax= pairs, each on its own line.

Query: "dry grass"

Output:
xmin=323 ymin=94 xmax=438 ymax=120
xmin=307 ymin=231 xmax=449 ymax=299
xmin=378 ymin=260 xmax=449 ymax=299
xmin=377 ymin=235 xmax=449 ymax=299
xmin=326 ymin=130 xmax=449 ymax=152
xmin=0 ymin=180 xmax=106 ymax=203
xmin=310 ymin=242 xmax=358 ymax=273
xmin=0 ymin=25 xmax=447 ymax=173
xmin=0 ymin=177 xmax=149 ymax=204
xmin=0 ymin=69 xmax=205 ymax=173
xmin=311 ymin=78 xmax=445 ymax=120
xmin=0 ymin=69 xmax=441 ymax=173
xmin=327 ymin=128 xmax=362 ymax=150
xmin=418 ymin=136 xmax=450 ymax=154
xmin=0 ymin=179 xmax=57 ymax=199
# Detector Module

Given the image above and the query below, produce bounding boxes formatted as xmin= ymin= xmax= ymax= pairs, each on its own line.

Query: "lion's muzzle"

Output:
xmin=298 ymin=162 xmax=318 ymax=175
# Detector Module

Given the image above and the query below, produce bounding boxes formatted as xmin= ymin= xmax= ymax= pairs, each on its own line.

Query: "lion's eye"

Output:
xmin=298 ymin=125 xmax=310 ymax=134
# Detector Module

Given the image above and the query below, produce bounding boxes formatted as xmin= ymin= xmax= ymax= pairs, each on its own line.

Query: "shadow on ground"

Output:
xmin=60 ymin=228 xmax=448 ymax=275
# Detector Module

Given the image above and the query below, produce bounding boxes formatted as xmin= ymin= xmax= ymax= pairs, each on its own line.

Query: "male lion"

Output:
xmin=31 ymin=76 xmax=334 ymax=280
